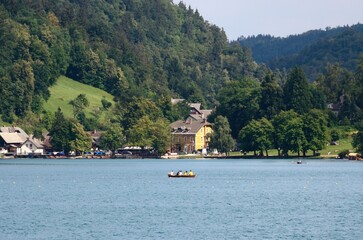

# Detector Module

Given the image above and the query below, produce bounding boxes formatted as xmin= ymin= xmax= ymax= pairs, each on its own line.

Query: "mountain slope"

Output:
xmin=44 ymin=76 xmax=114 ymax=119
xmin=0 ymin=0 xmax=256 ymax=119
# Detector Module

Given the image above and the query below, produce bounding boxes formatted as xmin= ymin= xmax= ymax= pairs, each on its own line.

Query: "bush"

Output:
xmin=338 ymin=149 xmax=349 ymax=159
xmin=330 ymin=129 xmax=340 ymax=142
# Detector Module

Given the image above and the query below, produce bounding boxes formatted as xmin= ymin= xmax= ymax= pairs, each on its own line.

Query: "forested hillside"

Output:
xmin=0 ymin=0 xmax=256 ymax=121
xmin=1 ymin=0 xmax=362 ymax=155
xmin=239 ymin=24 xmax=363 ymax=80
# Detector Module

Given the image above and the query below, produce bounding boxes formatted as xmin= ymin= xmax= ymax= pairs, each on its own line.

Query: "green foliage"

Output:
xmin=209 ymin=116 xmax=235 ymax=155
xmin=69 ymin=94 xmax=89 ymax=119
xmin=101 ymin=97 xmax=112 ymax=110
xmin=49 ymin=108 xmax=91 ymax=155
xmin=214 ymin=78 xmax=261 ymax=138
xmin=259 ymin=71 xmax=283 ymax=118
xmin=239 ymin=24 xmax=363 ymax=80
xmin=272 ymin=110 xmax=306 ymax=156
xmin=330 ymin=129 xmax=340 ymax=142
xmin=239 ymin=118 xmax=274 ymax=156
xmin=117 ymin=97 xmax=163 ymax=131
xmin=127 ymin=116 xmax=170 ymax=155
xmin=170 ymin=101 xmax=192 ymax=122
xmin=99 ymin=124 xmax=125 ymax=154
xmin=0 ymin=0 xmax=257 ymax=119
xmin=352 ymin=121 xmax=363 ymax=154
xmin=283 ymin=67 xmax=312 ymax=114
xmin=49 ymin=108 xmax=72 ymax=154
xmin=43 ymin=76 xmax=114 ymax=120
xmin=69 ymin=121 xmax=92 ymax=155
xmin=302 ymin=109 xmax=329 ymax=156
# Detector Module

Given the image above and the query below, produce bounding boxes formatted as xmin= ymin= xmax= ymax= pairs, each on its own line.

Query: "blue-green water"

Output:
xmin=0 ymin=159 xmax=362 ymax=240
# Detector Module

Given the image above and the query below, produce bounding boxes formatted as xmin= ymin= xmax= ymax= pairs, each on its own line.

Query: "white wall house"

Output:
xmin=19 ymin=138 xmax=44 ymax=155
xmin=0 ymin=127 xmax=44 ymax=155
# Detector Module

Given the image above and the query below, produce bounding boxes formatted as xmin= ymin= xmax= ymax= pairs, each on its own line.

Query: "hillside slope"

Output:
xmin=44 ymin=76 xmax=114 ymax=119
xmin=0 ymin=0 xmax=256 ymax=119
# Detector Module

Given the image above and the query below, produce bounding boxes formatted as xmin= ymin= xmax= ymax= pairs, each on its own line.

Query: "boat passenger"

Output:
xmin=170 ymin=170 xmax=174 ymax=176
xmin=184 ymin=171 xmax=188 ymax=176
xmin=189 ymin=170 xmax=194 ymax=176
xmin=177 ymin=171 xmax=182 ymax=176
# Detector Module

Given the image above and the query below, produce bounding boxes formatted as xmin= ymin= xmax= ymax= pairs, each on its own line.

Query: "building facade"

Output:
xmin=170 ymin=116 xmax=212 ymax=154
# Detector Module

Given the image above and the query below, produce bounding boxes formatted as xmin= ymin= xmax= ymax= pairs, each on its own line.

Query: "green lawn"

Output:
xmin=43 ymin=76 xmax=115 ymax=119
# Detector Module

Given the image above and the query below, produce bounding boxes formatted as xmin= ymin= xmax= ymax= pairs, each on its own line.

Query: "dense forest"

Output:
xmin=238 ymin=24 xmax=363 ymax=80
xmin=0 ymin=0 xmax=256 ymax=116
xmin=0 ymin=0 xmax=362 ymax=155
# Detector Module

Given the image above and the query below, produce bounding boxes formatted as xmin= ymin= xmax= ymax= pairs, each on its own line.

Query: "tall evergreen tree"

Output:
xmin=49 ymin=108 xmax=72 ymax=154
xmin=283 ymin=67 xmax=312 ymax=114
xmin=209 ymin=115 xmax=235 ymax=155
xmin=259 ymin=71 xmax=283 ymax=118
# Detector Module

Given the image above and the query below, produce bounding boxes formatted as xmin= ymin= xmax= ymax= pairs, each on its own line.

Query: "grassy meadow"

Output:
xmin=43 ymin=76 xmax=115 ymax=119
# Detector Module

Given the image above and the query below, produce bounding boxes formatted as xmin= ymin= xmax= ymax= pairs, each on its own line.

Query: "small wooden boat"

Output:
xmin=297 ymin=160 xmax=302 ymax=164
xmin=168 ymin=173 xmax=196 ymax=178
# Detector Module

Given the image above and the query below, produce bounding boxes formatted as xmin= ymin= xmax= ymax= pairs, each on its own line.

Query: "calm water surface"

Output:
xmin=0 ymin=158 xmax=362 ymax=240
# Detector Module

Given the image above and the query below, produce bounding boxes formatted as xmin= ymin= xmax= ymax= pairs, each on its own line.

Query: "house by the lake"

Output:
xmin=0 ymin=127 xmax=44 ymax=156
xmin=170 ymin=100 xmax=213 ymax=154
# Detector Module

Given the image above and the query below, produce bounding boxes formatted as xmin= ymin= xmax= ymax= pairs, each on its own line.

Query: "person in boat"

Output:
xmin=177 ymin=170 xmax=183 ymax=176
xmin=169 ymin=170 xmax=174 ymax=176
xmin=184 ymin=171 xmax=188 ymax=176
xmin=189 ymin=170 xmax=194 ymax=176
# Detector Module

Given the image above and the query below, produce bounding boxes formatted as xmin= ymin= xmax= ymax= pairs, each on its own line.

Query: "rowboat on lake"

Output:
xmin=168 ymin=173 xmax=196 ymax=178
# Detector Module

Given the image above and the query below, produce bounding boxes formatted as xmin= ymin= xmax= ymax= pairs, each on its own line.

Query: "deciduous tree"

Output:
xmin=239 ymin=118 xmax=274 ymax=156
xmin=99 ymin=124 xmax=125 ymax=156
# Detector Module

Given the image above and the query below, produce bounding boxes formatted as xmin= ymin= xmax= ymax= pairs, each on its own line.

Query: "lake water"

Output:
xmin=0 ymin=158 xmax=362 ymax=240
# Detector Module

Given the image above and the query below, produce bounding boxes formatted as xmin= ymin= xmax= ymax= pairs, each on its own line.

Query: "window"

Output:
xmin=184 ymin=137 xmax=187 ymax=142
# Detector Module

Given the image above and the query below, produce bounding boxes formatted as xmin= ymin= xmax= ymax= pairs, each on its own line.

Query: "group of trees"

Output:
xmin=239 ymin=110 xmax=328 ymax=157
xmin=209 ymin=59 xmax=363 ymax=155
xmin=211 ymin=66 xmax=328 ymax=138
xmin=48 ymin=95 xmax=176 ymax=156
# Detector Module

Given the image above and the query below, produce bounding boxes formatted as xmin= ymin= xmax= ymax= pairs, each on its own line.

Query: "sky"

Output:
xmin=173 ymin=0 xmax=363 ymax=40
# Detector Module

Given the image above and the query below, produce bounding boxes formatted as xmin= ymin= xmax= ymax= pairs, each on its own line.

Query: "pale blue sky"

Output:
xmin=173 ymin=0 xmax=363 ymax=40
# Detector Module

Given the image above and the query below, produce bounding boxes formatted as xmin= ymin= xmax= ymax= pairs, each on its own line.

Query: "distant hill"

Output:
xmin=239 ymin=24 xmax=363 ymax=80
xmin=44 ymin=76 xmax=114 ymax=119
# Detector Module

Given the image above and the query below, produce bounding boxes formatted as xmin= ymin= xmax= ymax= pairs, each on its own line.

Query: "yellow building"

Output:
xmin=170 ymin=115 xmax=212 ymax=154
